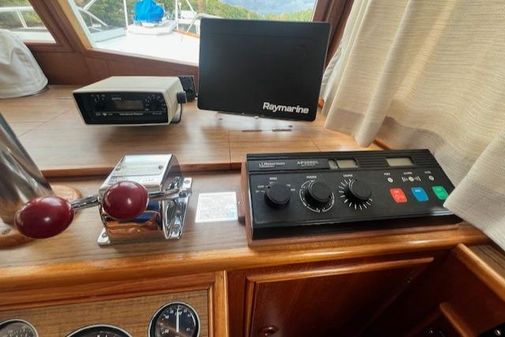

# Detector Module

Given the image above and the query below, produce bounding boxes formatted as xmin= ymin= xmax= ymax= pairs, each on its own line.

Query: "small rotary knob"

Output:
xmin=339 ymin=179 xmax=373 ymax=209
xmin=305 ymin=181 xmax=332 ymax=208
xmin=264 ymin=183 xmax=290 ymax=209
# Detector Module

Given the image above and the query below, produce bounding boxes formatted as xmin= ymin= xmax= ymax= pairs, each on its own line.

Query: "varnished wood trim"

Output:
xmin=0 ymin=224 xmax=32 ymax=248
xmin=27 ymin=0 xmax=72 ymax=52
xmin=246 ymin=257 xmax=434 ymax=284
xmin=211 ymin=271 xmax=229 ymax=337
xmin=0 ymin=272 xmax=216 ymax=310
xmin=244 ymin=275 xmax=257 ymax=337
xmin=54 ymin=0 xmax=93 ymax=50
xmin=313 ymin=0 xmax=354 ymax=61
xmin=40 ymin=163 xmax=235 ymax=178
xmin=469 ymin=245 xmax=505 ymax=282
xmin=439 ymin=302 xmax=474 ymax=337
xmin=454 ymin=244 xmax=505 ymax=302
xmin=0 ymin=226 xmax=487 ymax=293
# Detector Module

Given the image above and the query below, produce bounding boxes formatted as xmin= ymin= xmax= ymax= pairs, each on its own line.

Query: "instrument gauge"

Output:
xmin=0 ymin=319 xmax=38 ymax=337
xmin=66 ymin=324 xmax=132 ymax=337
xmin=149 ymin=302 xmax=200 ymax=337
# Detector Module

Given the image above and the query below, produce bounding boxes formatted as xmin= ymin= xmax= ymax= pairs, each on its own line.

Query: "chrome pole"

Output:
xmin=0 ymin=114 xmax=52 ymax=224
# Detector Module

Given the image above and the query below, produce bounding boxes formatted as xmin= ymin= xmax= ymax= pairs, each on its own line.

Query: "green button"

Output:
xmin=432 ymin=186 xmax=449 ymax=200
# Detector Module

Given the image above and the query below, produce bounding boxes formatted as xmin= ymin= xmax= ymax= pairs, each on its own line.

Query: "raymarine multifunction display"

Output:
xmin=245 ymin=150 xmax=460 ymax=240
xmin=198 ymin=19 xmax=330 ymax=121
xmin=73 ymin=76 xmax=187 ymax=125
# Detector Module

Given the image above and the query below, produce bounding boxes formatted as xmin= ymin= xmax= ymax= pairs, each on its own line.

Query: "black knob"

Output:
xmin=344 ymin=179 xmax=372 ymax=203
xmin=264 ymin=184 xmax=290 ymax=208
xmin=305 ymin=181 xmax=332 ymax=207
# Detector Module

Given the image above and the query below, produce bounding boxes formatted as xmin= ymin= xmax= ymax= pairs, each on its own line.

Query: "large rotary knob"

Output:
xmin=264 ymin=183 xmax=291 ymax=209
xmin=339 ymin=179 xmax=372 ymax=209
xmin=305 ymin=181 xmax=333 ymax=208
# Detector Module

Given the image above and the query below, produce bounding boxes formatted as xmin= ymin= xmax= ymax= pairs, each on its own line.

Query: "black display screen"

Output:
xmin=198 ymin=19 xmax=330 ymax=121
xmin=112 ymin=100 xmax=144 ymax=111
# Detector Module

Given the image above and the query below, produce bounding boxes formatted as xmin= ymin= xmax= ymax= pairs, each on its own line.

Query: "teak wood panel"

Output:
xmin=227 ymin=254 xmax=439 ymax=337
xmin=0 ymin=290 xmax=209 ymax=337
xmin=244 ymin=257 xmax=433 ymax=337
xmin=0 ymin=86 xmax=379 ymax=169
xmin=366 ymin=245 xmax=505 ymax=337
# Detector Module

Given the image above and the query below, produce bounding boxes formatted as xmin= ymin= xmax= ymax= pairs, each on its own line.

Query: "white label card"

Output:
xmin=195 ymin=192 xmax=238 ymax=223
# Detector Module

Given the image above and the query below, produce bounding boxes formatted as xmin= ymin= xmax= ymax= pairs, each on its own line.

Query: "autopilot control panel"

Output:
xmin=246 ymin=149 xmax=460 ymax=240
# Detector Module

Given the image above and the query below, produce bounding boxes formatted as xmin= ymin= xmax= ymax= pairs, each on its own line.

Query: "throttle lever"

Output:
xmin=14 ymin=181 xmax=184 ymax=239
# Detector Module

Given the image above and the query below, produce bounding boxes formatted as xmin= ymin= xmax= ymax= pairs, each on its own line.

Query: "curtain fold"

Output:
xmin=322 ymin=0 xmax=505 ymax=247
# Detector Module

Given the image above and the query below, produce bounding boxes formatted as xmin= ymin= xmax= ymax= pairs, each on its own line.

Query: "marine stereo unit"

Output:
xmin=73 ymin=76 xmax=187 ymax=125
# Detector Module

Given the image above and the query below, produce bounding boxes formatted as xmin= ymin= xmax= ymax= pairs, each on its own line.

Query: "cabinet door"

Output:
xmin=244 ymin=257 xmax=433 ymax=337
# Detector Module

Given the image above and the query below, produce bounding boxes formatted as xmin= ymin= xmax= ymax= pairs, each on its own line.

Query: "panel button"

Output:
xmin=389 ymin=188 xmax=407 ymax=203
xmin=411 ymin=187 xmax=429 ymax=202
xmin=432 ymin=185 xmax=449 ymax=200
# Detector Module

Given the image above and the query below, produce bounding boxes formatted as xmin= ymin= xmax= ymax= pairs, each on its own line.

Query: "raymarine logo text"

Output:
xmin=263 ymin=102 xmax=309 ymax=114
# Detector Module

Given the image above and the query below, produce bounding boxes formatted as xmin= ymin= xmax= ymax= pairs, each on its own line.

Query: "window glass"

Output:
xmin=0 ymin=0 xmax=55 ymax=42
xmin=68 ymin=0 xmax=317 ymax=65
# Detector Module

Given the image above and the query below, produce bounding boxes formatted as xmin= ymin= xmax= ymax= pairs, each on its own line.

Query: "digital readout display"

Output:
xmin=336 ymin=159 xmax=358 ymax=168
xmin=386 ymin=157 xmax=414 ymax=166
xmin=112 ymin=100 xmax=144 ymax=111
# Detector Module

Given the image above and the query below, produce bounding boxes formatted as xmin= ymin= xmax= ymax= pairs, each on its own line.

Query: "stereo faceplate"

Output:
xmin=246 ymin=150 xmax=460 ymax=240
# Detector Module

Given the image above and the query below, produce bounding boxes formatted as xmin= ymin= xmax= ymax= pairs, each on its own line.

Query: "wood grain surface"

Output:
xmin=0 ymin=86 xmax=379 ymax=170
xmin=366 ymin=245 xmax=505 ymax=336
xmin=245 ymin=257 xmax=433 ymax=337
xmin=0 ymin=170 xmax=487 ymax=292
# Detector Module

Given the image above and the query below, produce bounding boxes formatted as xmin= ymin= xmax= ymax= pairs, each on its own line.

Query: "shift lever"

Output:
xmin=14 ymin=181 xmax=181 ymax=239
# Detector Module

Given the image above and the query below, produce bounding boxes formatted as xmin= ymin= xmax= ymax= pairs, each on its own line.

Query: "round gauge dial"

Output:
xmin=149 ymin=302 xmax=200 ymax=337
xmin=0 ymin=319 xmax=38 ymax=337
xmin=66 ymin=325 xmax=132 ymax=337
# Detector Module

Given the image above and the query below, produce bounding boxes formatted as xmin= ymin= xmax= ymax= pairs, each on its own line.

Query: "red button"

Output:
xmin=390 ymin=188 xmax=407 ymax=203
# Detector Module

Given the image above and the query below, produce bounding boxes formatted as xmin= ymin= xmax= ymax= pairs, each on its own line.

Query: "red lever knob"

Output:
xmin=14 ymin=196 xmax=74 ymax=239
xmin=102 ymin=181 xmax=148 ymax=220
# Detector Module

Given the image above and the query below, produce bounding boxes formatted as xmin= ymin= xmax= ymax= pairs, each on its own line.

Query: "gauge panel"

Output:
xmin=66 ymin=324 xmax=132 ymax=337
xmin=149 ymin=302 xmax=200 ymax=337
xmin=0 ymin=319 xmax=38 ymax=337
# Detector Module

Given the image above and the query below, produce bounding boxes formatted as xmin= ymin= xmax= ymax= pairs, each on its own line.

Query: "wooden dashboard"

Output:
xmin=0 ymin=87 xmax=504 ymax=337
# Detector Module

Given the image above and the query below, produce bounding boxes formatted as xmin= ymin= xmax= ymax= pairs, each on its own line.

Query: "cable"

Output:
xmin=172 ymin=103 xmax=183 ymax=123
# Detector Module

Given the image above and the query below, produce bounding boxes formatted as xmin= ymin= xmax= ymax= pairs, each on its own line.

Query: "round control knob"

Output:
xmin=339 ymin=179 xmax=373 ymax=209
xmin=264 ymin=183 xmax=291 ymax=209
xmin=305 ymin=181 xmax=332 ymax=208
xmin=102 ymin=181 xmax=148 ymax=220
xmin=14 ymin=196 xmax=75 ymax=239
xmin=345 ymin=179 xmax=372 ymax=202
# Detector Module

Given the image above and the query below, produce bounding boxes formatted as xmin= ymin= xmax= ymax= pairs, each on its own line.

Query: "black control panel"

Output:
xmin=74 ymin=91 xmax=168 ymax=124
xmin=247 ymin=150 xmax=460 ymax=240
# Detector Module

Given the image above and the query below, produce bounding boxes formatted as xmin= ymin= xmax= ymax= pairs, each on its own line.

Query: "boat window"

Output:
xmin=0 ymin=0 xmax=55 ymax=42
xmin=67 ymin=0 xmax=317 ymax=66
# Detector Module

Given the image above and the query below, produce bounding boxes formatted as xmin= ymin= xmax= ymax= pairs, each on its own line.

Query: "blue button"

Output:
xmin=411 ymin=187 xmax=429 ymax=202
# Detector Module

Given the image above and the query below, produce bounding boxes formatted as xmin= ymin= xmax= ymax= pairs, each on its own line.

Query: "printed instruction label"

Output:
xmin=195 ymin=192 xmax=238 ymax=223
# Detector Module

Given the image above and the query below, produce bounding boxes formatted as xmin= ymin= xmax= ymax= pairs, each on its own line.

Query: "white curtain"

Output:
xmin=322 ymin=0 xmax=505 ymax=247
